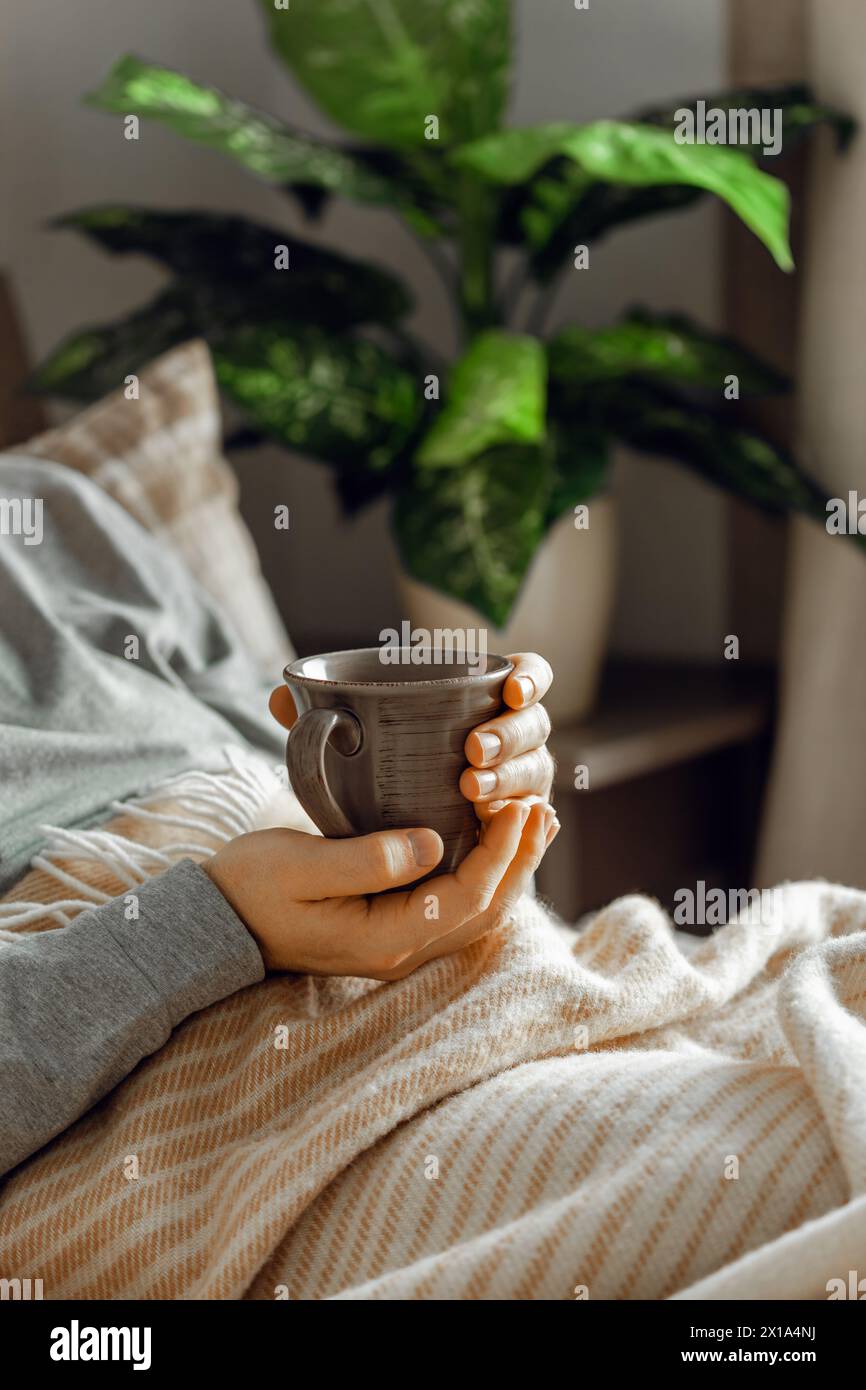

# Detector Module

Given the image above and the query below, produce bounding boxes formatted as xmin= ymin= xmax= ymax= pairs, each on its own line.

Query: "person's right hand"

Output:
xmin=203 ymin=799 xmax=554 ymax=980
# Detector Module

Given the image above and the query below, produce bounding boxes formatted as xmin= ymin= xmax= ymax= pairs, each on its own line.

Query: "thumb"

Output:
xmin=269 ymin=685 xmax=297 ymax=730
xmin=302 ymin=826 xmax=444 ymax=898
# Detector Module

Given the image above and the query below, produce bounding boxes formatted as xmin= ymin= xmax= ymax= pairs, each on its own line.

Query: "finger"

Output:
xmin=367 ymin=800 xmax=529 ymax=954
xmin=481 ymin=800 xmax=552 ymax=917
xmin=503 ymin=653 xmax=553 ymax=711
xmin=269 ymin=686 xmax=298 ymax=731
xmin=394 ymin=803 xmax=552 ymax=971
xmin=460 ymin=746 xmax=554 ymax=804
xmin=296 ymin=825 xmax=444 ymax=898
xmin=464 ymin=701 xmax=551 ymax=769
xmin=473 ymin=792 xmax=547 ymax=825
xmin=450 ymin=797 xmax=529 ymax=907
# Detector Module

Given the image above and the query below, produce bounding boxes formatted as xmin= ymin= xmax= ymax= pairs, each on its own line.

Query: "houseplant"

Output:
xmin=32 ymin=1 xmax=857 ymax=718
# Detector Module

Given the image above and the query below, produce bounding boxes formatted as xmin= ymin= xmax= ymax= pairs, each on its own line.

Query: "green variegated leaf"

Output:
xmin=416 ymin=331 xmax=546 ymax=468
xmin=212 ymin=322 xmax=422 ymax=472
xmin=30 ymin=289 xmax=422 ymax=481
xmin=549 ymin=310 xmax=790 ymax=395
xmin=498 ymin=175 xmax=702 ymax=281
xmin=86 ymin=56 xmax=387 ymax=195
xmin=635 ymin=83 xmax=856 ymax=153
xmin=581 ymin=380 xmax=830 ymax=525
xmin=456 ymin=120 xmax=793 ymax=270
xmin=499 ymin=89 xmax=850 ymax=280
xmin=258 ymin=0 xmax=511 ymax=148
xmin=621 ymin=409 xmax=822 ymax=517
xmin=544 ymin=424 xmax=609 ymax=526
xmin=455 ymin=123 xmax=577 ymax=184
xmin=394 ymin=443 xmax=551 ymax=625
xmin=346 ymin=144 xmax=456 ymax=231
xmin=85 ymin=55 xmax=441 ymax=233
xmin=55 ymin=207 xmax=412 ymax=328
xmin=28 ymin=288 xmax=196 ymax=400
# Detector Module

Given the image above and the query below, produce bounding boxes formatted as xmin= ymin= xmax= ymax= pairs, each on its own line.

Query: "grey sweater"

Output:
xmin=0 ymin=456 xmax=281 ymax=1178
xmin=0 ymin=860 xmax=264 ymax=1177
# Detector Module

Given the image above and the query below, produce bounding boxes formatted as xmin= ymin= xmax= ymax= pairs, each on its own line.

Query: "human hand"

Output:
xmin=203 ymin=799 xmax=550 ymax=979
xmin=460 ymin=653 xmax=557 ymax=844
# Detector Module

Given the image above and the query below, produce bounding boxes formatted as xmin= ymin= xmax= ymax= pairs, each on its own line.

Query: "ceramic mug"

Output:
xmin=283 ymin=647 xmax=513 ymax=878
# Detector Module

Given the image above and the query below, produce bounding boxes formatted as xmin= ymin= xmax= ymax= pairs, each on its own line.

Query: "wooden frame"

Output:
xmin=0 ymin=273 xmax=44 ymax=449
xmin=725 ymin=0 xmax=808 ymax=661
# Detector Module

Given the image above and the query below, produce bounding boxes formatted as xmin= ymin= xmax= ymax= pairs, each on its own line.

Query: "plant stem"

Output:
xmin=387 ymin=322 xmax=447 ymax=377
xmin=456 ymin=172 xmax=497 ymax=341
xmin=524 ymin=274 xmax=562 ymax=339
xmin=404 ymin=224 xmax=463 ymax=347
xmin=407 ymin=222 xmax=457 ymax=296
xmin=499 ymin=254 xmax=531 ymax=325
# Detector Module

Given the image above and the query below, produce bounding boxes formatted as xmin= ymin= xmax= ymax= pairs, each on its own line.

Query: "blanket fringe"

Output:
xmin=0 ymin=747 xmax=281 ymax=936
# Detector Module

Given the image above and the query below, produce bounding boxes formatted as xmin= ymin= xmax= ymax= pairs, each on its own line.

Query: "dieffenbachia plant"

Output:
xmin=32 ymin=1 xmax=857 ymax=624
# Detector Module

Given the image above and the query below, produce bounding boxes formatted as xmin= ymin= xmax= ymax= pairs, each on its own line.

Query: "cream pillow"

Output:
xmin=16 ymin=339 xmax=293 ymax=678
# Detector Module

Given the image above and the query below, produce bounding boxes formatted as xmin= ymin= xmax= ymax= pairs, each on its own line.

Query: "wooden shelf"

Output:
xmin=549 ymin=661 xmax=774 ymax=793
xmin=539 ymin=660 xmax=776 ymax=923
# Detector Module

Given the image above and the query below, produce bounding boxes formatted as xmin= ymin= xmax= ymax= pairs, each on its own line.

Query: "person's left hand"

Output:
xmin=268 ymin=650 xmax=557 ymax=847
xmin=459 ymin=652 xmax=557 ymax=846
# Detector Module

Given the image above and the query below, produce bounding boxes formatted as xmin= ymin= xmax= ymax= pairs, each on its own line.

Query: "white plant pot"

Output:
xmin=396 ymin=495 xmax=617 ymax=726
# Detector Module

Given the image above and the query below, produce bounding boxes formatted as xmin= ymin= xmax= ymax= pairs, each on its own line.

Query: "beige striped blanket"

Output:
xmin=1 ymin=762 xmax=865 ymax=1300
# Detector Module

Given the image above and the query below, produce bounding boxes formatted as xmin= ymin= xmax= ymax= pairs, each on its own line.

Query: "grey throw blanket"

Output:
xmin=0 ymin=454 xmax=284 ymax=892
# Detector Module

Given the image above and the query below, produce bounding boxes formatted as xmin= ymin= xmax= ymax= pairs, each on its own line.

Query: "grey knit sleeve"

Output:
xmin=0 ymin=858 xmax=264 ymax=1179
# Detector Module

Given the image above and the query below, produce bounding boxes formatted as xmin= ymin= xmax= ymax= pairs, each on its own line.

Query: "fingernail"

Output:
xmin=515 ymin=675 xmax=535 ymax=705
xmin=476 ymin=731 xmax=501 ymax=765
xmin=407 ymin=829 xmax=442 ymax=867
xmin=488 ymin=799 xmax=507 ymax=812
xmin=474 ymin=771 xmax=497 ymax=795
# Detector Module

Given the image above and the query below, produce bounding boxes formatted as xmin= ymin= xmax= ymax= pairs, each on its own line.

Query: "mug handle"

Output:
xmin=286 ymin=707 xmax=362 ymax=838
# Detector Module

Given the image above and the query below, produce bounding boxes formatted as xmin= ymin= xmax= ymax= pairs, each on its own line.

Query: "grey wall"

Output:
xmin=1 ymin=0 xmax=726 ymax=655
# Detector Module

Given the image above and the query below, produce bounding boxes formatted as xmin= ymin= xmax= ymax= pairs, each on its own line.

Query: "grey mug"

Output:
xmin=283 ymin=647 xmax=513 ymax=878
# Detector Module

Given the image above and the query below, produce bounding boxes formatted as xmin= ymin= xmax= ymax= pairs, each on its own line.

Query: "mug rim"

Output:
xmin=284 ymin=647 xmax=513 ymax=693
